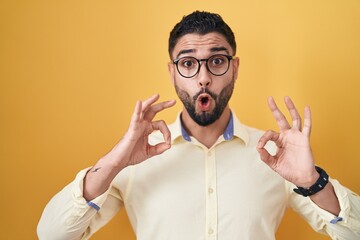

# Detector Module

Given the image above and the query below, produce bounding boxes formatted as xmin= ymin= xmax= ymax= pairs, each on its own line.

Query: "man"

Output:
xmin=38 ymin=11 xmax=360 ymax=239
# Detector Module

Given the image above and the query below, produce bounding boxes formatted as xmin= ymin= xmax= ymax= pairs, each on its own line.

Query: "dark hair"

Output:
xmin=168 ymin=11 xmax=236 ymax=59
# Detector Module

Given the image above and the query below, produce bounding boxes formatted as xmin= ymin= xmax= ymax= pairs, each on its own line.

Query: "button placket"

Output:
xmin=205 ymin=149 xmax=217 ymax=239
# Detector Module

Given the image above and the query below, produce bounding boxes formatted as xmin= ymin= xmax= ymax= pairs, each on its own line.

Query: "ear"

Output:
xmin=168 ymin=62 xmax=176 ymax=85
xmin=232 ymin=57 xmax=240 ymax=81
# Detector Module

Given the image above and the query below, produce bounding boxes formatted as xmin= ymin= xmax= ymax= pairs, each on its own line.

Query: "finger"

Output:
xmin=144 ymin=99 xmax=176 ymax=121
xmin=257 ymin=130 xmax=281 ymax=149
xmin=267 ymin=96 xmax=291 ymax=131
xmin=147 ymin=142 xmax=171 ymax=158
xmin=284 ymin=96 xmax=302 ymax=130
xmin=141 ymin=94 xmax=161 ymax=116
xmin=257 ymin=147 xmax=277 ymax=169
xmin=152 ymin=120 xmax=171 ymax=144
xmin=146 ymin=120 xmax=172 ymax=157
xmin=302 ymin=106 xmax=312 ymax=137
xmin=130 ymin=100 xmax=142 ymax=124
xmin=257 ymin=130 xmax=280 ymax=170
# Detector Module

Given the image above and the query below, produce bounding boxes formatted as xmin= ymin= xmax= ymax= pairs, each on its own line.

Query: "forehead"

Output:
xmin=172 ymin=32 xmax=233 ymax=59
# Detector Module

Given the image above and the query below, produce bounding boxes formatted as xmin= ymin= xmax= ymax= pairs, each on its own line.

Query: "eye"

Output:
xmin=179 ymin=58 xmax=197 ymax=69
xmin=211 ymin=56 xmax=225 ymax=66
xmin=183 ymin=61 xmax=194 ymax=68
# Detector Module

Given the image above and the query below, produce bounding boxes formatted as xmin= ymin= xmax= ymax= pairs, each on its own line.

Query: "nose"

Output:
xmin=197 ymin=61 xmax=212 ymax=88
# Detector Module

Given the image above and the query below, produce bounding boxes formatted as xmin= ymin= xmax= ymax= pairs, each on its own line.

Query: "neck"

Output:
xmin=181 ymin=106 xmax=231 ymax=148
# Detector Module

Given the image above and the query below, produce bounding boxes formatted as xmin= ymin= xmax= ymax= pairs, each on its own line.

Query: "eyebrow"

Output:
xmin=175 ymin=49 xmax=194 ymax=59
xmin=175 ymin=46 xmax=230 ymax=60
xmin=210 ymin=47 xmax=230 ymax=55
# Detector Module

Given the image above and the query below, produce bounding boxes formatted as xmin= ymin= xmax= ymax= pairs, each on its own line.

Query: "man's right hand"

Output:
xmin=106 ymin=94 xmax=176 ymax=169
xmin=83 ymin=94 xmax=176 ymax=200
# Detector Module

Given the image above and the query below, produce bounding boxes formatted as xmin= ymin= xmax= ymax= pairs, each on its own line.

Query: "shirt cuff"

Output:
xmin=308 ymin=178 xmax=350 ymax=225
xmin=71 ymin=167 xmax=111 ymax=212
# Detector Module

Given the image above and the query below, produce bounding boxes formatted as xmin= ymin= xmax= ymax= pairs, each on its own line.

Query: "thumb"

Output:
xmin=147 ymin=142 xmax=172 ymax=158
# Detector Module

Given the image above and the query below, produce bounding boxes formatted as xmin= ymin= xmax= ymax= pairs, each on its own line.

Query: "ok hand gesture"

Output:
xmin=84 ymin=94 xmax=175 ymax=200
xmin=257 ymin=96 xmax=319 ymax=187
xmin=108 ymin=94 xmax=176 ymax=169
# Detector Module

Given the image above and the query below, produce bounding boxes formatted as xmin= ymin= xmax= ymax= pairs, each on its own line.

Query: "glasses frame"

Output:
xmin=173 ymin=54 xmax=234 ymax=78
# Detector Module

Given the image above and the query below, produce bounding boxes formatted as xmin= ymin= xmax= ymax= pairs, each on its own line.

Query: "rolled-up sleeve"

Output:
xmin=37 ymin=168 xmax=123 ymax=240
xmin=287 ymin=178 xmax=360 ymax=239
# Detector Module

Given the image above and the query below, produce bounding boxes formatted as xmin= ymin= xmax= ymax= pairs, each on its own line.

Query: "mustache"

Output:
xmin=192 ymin=88 xmax=217 ymax=101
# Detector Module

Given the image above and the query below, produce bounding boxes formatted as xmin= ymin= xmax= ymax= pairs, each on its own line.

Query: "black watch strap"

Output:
xmin=293 ymin=166 xmax=329 ymax=197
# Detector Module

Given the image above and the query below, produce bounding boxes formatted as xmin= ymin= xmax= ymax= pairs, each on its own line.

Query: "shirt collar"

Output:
xmin=170 ymin=111 xmax=249 ymax=145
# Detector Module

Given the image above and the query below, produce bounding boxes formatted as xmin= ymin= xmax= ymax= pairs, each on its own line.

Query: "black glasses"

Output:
xmin=173 ymin=54 xmax=234 ymax=78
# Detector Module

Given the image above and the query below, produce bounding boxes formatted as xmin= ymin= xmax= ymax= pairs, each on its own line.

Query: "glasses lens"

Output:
xmin=177 ymin=57 xmax=199 ymax=78
xmin=207 ymin=55 xmax=230 ymax=76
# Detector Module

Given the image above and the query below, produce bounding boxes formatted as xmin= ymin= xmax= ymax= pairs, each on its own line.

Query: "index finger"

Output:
xmin=147 ymin=120 xmax=172 ymax=158
xmin=267 ymin=96 xmax=291 ymax=131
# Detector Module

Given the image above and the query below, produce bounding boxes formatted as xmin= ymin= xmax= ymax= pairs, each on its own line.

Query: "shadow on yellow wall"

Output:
xmin=0 ymin=0 xmax=359 ymax=239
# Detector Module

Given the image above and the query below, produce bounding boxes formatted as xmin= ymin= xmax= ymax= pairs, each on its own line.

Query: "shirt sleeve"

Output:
xmin=37 ymin=167 xmax=124 ymax=240
xmin=287 ymin=178 xmax=360 ymax=239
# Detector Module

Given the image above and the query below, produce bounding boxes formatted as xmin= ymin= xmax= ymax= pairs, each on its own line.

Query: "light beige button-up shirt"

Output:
xmin=38 ymin=113 xmax=360 ymax=240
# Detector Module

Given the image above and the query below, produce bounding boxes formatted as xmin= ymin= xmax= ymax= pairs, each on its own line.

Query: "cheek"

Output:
xmin=174 ymin=77 xmax=198 ymax=95
xmin=212 ymin=76 xmax=232 ymax=92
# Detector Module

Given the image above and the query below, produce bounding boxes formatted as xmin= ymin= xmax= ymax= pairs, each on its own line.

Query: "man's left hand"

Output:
xmin=257 ymin=96 xmax=319 ymax=188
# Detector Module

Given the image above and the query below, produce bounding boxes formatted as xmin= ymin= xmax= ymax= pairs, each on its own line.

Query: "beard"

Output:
xmin=175 ymin=78 xmax=235 ymax=126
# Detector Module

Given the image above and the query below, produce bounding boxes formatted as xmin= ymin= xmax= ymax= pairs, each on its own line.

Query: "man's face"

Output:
xmin=168 ymin=32 xmax=239 ymax=126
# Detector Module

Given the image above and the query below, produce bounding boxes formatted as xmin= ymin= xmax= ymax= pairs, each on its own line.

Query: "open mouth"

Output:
xmin=197 ymin=94 xmax=211 ymax=111
xmin=200 ymin=96 xmax=209 ymax=105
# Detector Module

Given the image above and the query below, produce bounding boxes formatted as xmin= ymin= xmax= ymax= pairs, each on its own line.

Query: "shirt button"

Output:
xmin=207 ymin=152 xmax=212 ymax=157
xmin=208 ymin=187 xmax=214 ymax=194
xmin=208 ymin=228 xmax=214 ymax=234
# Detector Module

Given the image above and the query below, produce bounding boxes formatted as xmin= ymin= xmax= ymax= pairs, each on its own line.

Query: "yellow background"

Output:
xmin=1 ymin=0 xmax=359 ymax=239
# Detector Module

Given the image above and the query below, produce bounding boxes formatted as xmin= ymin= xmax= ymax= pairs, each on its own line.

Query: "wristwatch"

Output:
xmin=293 ymin=166 xmax=329 ymax=197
